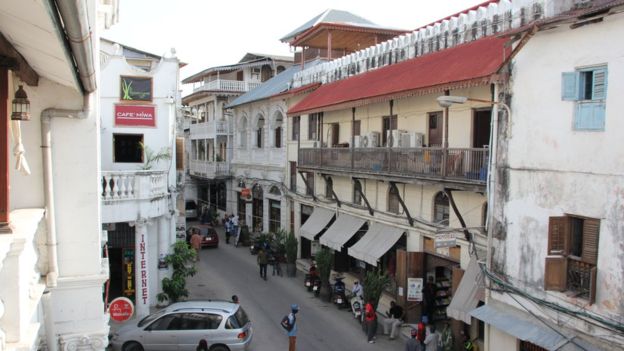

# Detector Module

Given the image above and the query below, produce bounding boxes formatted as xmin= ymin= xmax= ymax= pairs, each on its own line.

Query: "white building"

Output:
xmin=0 ymin=0 xmax=117 ymax=350
xmin=479 ymin=2 xmax=624 ymax=350
xmin=99 ymin=39 xmax=182 ymax=318
xmin=181 ymin=54 xmax=293 ymax=218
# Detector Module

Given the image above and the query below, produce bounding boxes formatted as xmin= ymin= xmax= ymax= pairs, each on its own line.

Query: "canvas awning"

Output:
xmin=469 ymin=305 xmax=600 ymax=351
xmin=348 ymin=222 xmax=404 ymax=266
xmin=319 ymin=213 xmax=366 ymax=251
xmin=299 ymin=207 xmax=334 ymax=241
xmin=447 ymin=259 xmax=485 ymax=324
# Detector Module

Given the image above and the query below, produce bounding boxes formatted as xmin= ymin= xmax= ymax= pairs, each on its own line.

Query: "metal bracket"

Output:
xmin=322 ymin=174 xmax=341 ymax=207
xmin=354 ymin=178 xmax=374 ymax=216
xmin=390 ymin=181 xmax=414 ymax=226
xmin=298 ymin=171 xmax=317 ymax=202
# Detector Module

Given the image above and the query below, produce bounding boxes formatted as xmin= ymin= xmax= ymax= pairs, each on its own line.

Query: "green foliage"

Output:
xmin=121 ymin=79 xmax=133 ymax=100
xmin=272 ymin=228 xmax=288 ymax=256
xmin=315 ymin=247 xmax=333 ymax=284
xmin=140 ymin=142 xmax=171 ymax=170
xmin=363 ymin=268 xmax=391 ymax=310
xmin=285 ymin=231 xmax=298 ymax=264
xmin=157 ymin=241 xmax=197 ymax=303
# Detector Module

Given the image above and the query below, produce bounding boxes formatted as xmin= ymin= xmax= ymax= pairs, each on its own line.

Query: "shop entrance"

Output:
xmin=105 ymin=223 xmax=136 ymax=304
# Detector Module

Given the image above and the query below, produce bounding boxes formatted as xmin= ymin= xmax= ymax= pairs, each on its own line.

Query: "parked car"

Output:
xmin=185 ymin=200 xmax=198 ymax=220
xmin=186 ymin=225 xmax=219 ymax=248
xmin=110 ymin=300 xmax=252 ymax=351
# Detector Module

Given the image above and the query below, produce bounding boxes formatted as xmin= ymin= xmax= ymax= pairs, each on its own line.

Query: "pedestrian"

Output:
xmin=285 ymin=304 xmax=299 ymax=351
xmin=190 ymin=228 xmax=202 ymax=261
xmin=423 ymin=276 xmax=436 ymax=320
xmin=382 ymin=300 xmax=405 ymax=340
xmin=424 ymin=325 xmax=440 ymax=351
xmin=196 ymin=339 xmax=208 ymax=351
xmin=257 ymin=248 xmax=268 ymax=280
xmin=225 ymin=214 xmax=232 ymax=244
xmin=416 ymin=316 xmax=428 ymax=346
xmin=405 ymin=328 xmax=423 ymax=351
xmin=231 ymin=214 xmax=240 ymax=246
xmin=351 ymin=280 xmax=363 ymax=299
xmin=365 ymin=299 xmax=377 ymax=344
xmin=231 ymin=295 xmax=239 ymax=304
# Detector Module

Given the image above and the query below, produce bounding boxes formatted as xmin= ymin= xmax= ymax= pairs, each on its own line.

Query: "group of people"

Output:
xmin=223 ymin=214 xmax=240 ymax=245
xmin=256 ymin=246 xmax=283 ymax=280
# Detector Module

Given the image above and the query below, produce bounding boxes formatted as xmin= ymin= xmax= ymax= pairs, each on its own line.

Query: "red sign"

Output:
xmin=109 ymin=297 xmax=134 ymax=322
xmin=115 ymin=104 xmax=156 ymax=127
xmin=240 ymin=188 xmax=251 ymax=197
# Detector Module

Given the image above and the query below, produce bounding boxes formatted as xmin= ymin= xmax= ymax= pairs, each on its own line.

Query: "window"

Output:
xmin=256 ymin=116 xmax=265 ymax=148
xmin=113 ymin=134 xmax=143 ymax=163
xmin=292 ymin=116 xmax=300 ymax=141
xmin=544 ymin=215 xmax=599 ymax=303
xmin=239 ymin=117 xmax=248 ymax=148
xmin=561 ymin=66 xmax=607 ymax=131
xmin=275 ymin=126 xmax=282 ymax=148
xmin=191 ymin=140 xmax=197 ymax=160
xmin=433 ymin=192 xmax=449 ymax=226
xmin=353 ymin=179 xmax=362 ymax=205
xmin=305 ymin=172 xmax=314 ymax=196
xmin=290 ymin=161 xmax=297 ymax=192
xmin=388 ymin=184 xmax=400 ymax=214
xmin=176 ymin=137 xmax=184 ymax=170
xmin=352 ymin=120 xmax=361 ymax=137
xmin=308 ymin=113 xmax=321 ymax=141
xmin=120 ymin=76 xmax=152 ymax=101
xmin=325 ymin=177 xmax=333 ymax=200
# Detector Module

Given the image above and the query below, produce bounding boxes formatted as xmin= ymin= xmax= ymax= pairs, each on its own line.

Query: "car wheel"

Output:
xmin=122 ymin=341 xmax=144 ymax=351
xmin=209 ymin=345 xmax=229 ymax=351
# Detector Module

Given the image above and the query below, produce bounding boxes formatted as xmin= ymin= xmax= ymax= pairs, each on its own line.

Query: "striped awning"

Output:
xmin=446 ymin=259 xmax=485 ymax=324
xmin=319 ymin=213 xmax=366 ymax=251
xmin=299 ymin=207 xmax=334 ymax=241
xmin=348 ymin=222 xmax=404 ymax=266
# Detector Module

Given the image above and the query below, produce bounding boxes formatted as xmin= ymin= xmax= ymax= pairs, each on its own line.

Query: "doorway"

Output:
xmin=428 ymin=112 xmax=443 ymax=147
xmin=472 ymin=109 xmax=492 ymax=148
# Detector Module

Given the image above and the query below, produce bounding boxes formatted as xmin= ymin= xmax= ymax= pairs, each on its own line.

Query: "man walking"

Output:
xmin=190 ymin=228 xmax=202 ymax=261
xmin=365 ymin=299 xmax=377 ymax=344
xmin=285 ymin=304 xmax=299 ymax=351
xmin=405 ymin=328 xmax=423 ymax=351
xmin=257 ymin=248 xmax=268 ymax=280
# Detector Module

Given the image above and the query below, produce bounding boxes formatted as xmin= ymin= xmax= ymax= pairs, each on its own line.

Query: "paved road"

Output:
xmin=188 ymin=225 xmax=407 ymax=351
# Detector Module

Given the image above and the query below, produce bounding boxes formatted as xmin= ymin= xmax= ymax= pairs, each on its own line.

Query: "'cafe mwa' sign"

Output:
xmin=115 ymin=104 xmax=156 ymax=127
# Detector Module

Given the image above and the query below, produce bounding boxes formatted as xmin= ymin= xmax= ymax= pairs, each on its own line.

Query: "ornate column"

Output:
xmin=132 ymin=218 xmax=150 ymax=318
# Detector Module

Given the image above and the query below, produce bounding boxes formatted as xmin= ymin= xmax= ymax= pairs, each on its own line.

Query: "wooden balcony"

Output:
xmin=298 ymin=147 xmax=488 ymax=186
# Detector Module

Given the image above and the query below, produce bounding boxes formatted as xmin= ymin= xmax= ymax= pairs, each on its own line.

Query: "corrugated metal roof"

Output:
xmin=226 ymin=59 xmax=324 ymax=109
xmin=287 ymin=36 xmax=510 ymax=115
xmin=280 ymin=9 xmax=383 ymax=42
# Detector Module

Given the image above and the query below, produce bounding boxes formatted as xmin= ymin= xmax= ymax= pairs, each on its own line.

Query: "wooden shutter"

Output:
xmin=175 ymin=137 xmax=184 ymax=170
xmin=581 ymin=218 xmax=600 ymax=264
xmin=561 ymin=72 xmax=578 ymax=101
xmin=575 ymin=102 xmax=605 ymax=131
xmin=591 ymin=68 xmax=607 ymax=100
xmin=544 ymin=256 xmax=567 ymax=291
xmin=589 ymin=266 xmax=597 ymax=305
xmin=548 ymin=216 xmax=569 ymax=255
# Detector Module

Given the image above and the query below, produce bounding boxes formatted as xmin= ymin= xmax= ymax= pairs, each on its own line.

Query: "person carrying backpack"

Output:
xmin=281 ymin=304 xmax=299 ymax=351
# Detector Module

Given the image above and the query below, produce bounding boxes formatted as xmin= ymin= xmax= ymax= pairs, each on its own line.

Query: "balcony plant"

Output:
xmin=157 ymin=241 xmax=197 ymax=305
xmin=284 ymin=231 xmax=298 ymax=277
xmin=363 ymin=268 xmax=391 ymax=311
xmin=314 ymin=247 xmax=333 ymax=300
xmin=139 ymin=142 xmax=171 ymax=170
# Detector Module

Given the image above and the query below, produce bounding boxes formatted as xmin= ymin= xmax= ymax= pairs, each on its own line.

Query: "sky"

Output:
xmin=103 ymin=0 xmax=487 ymax=81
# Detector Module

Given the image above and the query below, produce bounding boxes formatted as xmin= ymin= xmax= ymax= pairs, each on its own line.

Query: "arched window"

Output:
xmin=353 ymin=179 xmax=362 ymax=205
xmin=269 ymin=186 xmax=281 ymax=196
xmin=388 ymin=185 xmax=400 ymax=214
xmin=434 ymin=192 xmax=450 ymax=226
xmin=274 ymin=112 xmax=283 ymax=148
xmin=239 ymin=117 xmax=247 ymax=148
xmin=276 ymin=65 xmax=286 ymax=74
xmin=256 ymin=115 xmax=265 ymax=148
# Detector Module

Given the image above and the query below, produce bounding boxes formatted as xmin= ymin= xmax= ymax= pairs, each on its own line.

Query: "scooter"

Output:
xmin=312 ymin=276 xmax=321 ymax=297
xmin=332 ymin=277 xmax=347 ymax=308
xmin=350 ymin=295 xmax=364 ymax=321
xmin=304 ymin=274 xmax=314 ymax=292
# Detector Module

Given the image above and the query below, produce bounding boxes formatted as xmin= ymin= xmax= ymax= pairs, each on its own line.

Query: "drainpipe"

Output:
xmin=41 ymin=94 xmax=92 ymax=288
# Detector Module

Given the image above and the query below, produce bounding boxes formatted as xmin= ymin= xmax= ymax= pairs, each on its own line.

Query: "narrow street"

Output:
xmin=187 ymin=225 xmax=407 ymax=351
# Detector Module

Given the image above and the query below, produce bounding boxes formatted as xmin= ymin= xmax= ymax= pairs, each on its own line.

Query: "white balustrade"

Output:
xmin=193 ymin=79 xmax=262 ymax=93
xmin=101 ymin=170 xmax=168 ymax=202
xmin=189 ymin=160 xmax=230 ymax=178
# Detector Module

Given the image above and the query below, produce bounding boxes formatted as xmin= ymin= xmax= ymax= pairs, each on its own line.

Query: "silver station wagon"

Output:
xmin=110 ymin=301 xmax=253 ymax=351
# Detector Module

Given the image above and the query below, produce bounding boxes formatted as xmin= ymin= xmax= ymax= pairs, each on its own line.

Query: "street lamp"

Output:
xmin=436 ymin=95 xmax=511 ymax=121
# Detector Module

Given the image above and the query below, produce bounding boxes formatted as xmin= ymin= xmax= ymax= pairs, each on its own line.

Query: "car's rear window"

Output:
xmin=235 ymin=307 xmax=250 ymax=326
xmin=138 ymin=310 xmax=167 ymax=328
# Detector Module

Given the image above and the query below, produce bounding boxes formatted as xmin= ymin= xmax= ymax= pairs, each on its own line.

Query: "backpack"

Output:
xmin=280 ymin=314 xmax=294 ymax=331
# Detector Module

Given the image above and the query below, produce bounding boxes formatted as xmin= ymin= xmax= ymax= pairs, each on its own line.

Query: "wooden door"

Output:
xmin=428 ymin=112 xmax=443 ymax=147
xmin=472 ymin=109 xmax=491 ymax=148
xmin=330 ymin=123 xmax=339 ymax=146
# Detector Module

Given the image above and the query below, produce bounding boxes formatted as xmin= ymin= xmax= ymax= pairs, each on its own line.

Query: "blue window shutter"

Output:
xmin=575 ymin=102 xmax=605 ymax=130
xmin=591 ymin=68 xmax=607 ymax=100
xmin=561 ymin=72 xmax=577 ymax=101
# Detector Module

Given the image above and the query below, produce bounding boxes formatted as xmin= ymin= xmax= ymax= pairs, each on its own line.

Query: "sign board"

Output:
xmin=407 ymin=277 xmax=423 ymax=302
xmin=435 ymin=232 xmax=457 ymax=249
xmin=115 ymin=104 xmax=156 ymax=127
xmin=109 ymin=297 xmax=134 ymax=322
xmin=240 ymin=188 xmax=251 ymax=200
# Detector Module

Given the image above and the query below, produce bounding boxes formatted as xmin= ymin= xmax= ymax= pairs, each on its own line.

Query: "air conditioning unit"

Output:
xmin=387 ymin=130 xmax=404 ymax=147
xmin=360 ymin=135 xmax=369 ymax=148
xmin=409 ymin=132 xmax=425 ymax=148
xmin=368 ymin=132 xmax=380 ymax=147
xmin=354 ymin=135 xmax=361 ymax=148
xmin=399 ymin=132 xmax=411 ymax=148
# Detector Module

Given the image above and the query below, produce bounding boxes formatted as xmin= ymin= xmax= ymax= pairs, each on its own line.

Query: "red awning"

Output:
xmin=288 ymin=36 xmax=510 ymax=115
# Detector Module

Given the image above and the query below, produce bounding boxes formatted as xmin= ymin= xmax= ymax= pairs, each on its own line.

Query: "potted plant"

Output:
xmin=363 ymin=268 xmax=391 ymax=310
xmin=157 ymin=241 xmax=197 ymax=305
xmin=314 ymin=247 xmax=333 ymax=300
xmin=284 ymin=231 xmax=298 ymax=277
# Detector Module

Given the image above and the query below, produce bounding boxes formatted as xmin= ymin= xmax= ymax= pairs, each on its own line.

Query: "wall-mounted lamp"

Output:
xmin=11 ymin=85 xmax=30 ymax=121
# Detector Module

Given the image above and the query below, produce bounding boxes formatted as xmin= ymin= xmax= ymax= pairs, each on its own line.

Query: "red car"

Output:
xmin=187 ymin=225 xmax=219 ymax=248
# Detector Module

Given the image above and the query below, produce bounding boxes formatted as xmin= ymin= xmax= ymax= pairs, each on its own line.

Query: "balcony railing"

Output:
xmin=298 ymin=147 xmax=488 ymax=183
xmin=101 ymin=170 xmax=168 ymax=201
xmin=189 ymin=160 xmax=230 ymax=179
xmin=193 ymin=79 xmax=261 ymax=93
xmin=190 ymin=119 xmax=232 ymax=136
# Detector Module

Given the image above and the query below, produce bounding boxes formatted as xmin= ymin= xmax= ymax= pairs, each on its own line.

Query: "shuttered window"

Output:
xmin=176 ymin=137 xmax=184 ymax=170
xmin=544 ymin=215 xmax=600 ymax=304
xmin=561 ymin=66 xmax=607 ymax=131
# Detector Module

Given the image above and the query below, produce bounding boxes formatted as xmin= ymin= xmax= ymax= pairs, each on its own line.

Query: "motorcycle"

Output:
xmin=304 ymin=274 xmax=314 ymax=292
xmin=312 ymin=276 xmax=321 ymax=297
xmin=350 ymin=294 xmax=364 ymax=321
xmin=332 ymin=277 xmax=348 ymax=308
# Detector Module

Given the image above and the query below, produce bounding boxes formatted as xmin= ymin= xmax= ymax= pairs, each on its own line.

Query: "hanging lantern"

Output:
xmin=11 ymin=85 xmax=30 ymax=121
